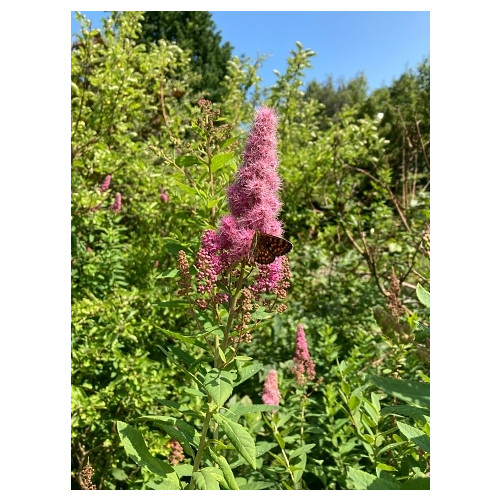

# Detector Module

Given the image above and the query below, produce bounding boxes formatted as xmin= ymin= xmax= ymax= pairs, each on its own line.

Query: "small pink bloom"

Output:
xmin=291 ymin=324 xmax=316 ymax=385
xmin=100 ymin=174 xmax=111 ymax=192
xmin=167 ymin=439 xmax=185 ymax=466
xmin=262 ymin=369 xmax=281 ymax=407
xmin=111 ymin=192 xmax=122 ymax=213
xmin=160 ymin=187 xmax=169 ymax=203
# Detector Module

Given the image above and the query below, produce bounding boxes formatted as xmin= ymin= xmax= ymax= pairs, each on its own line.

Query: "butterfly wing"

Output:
xmin=252 ymin=232 xmax=293 ymax=264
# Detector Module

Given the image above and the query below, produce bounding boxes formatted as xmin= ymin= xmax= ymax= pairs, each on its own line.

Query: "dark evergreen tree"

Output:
xmin=137 ymin=11 xmax=233 ymax=102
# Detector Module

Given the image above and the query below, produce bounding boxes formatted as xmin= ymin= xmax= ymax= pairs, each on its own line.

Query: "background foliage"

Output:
xmin=71 ymin=11 xmax=430 ymax=490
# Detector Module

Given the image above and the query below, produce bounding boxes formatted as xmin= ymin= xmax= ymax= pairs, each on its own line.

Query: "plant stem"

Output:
xmin=188 ymin=406 xmax=213 ymax=490
xmin=221 ymin=260 xmax=247 ymax=355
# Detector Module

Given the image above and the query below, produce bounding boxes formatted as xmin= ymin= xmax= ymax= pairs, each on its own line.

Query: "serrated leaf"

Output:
xmin=369 ymin=375 xmax=430 ymax=409
xmin=213 ymin=413 xmax=256 ymax=469
xmin=173 ymin=464 xmax=193 ymax=477
xmin=156 ymin=269 xmax=178 ymax=279
xmin=416 ymin=283 xmax=430 ymax=308
xmin=203 ymin=369 xmax=235 ymax=407
xmin=176 ymin=154 xmax=202 ymax=167
xmin=230 ymin=441 xmax=277 ymax=468
xmin=141 ymin=417 xmax=198 ymax=457
xmin=291 ymin=451 xmax=307 ymax=483
xmin=117 ymin=421 xmax=178 ymax=486
xmin=155 ymin=328 xmax=205 ymax=348
xmin=381 ymin=405 xmax=430 ymax=419
xmin=288 ymin=443 xmax=315 ymax=460
xmin=347 ymin=467 xmax=401 ymax=490
xmin=238 ymin=480 xmax=275 ymax=490
xmin=192 ymin=469 xmax=220 ymax=490
xmin=397 ymin=421 xmax=430 ymax=452
xmin=145 ymin=477 xmax=180 ymax=490
xmin=211 ymin=152 xmax=235 ymax=173
xmin=252 ymin=307 xmax=274 ymax=320
xmin=208 ymin=449 xmax=239 ymax=490
xmin=234 ymin=360 xmax=262 ymax=386
xmin=173 ymin=179 xmax=197 ymax=195
xmin=225 ymin=403 xmax=278 ymax=421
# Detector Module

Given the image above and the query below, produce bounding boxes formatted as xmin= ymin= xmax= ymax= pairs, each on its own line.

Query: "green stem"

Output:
xmin=272 ymin=420 xmax=297 ymax=489
xmin=188 ymin=406 xmax=213 ymax=490
xmin=300 ymin=393 xmax=306 ymax=446
xmin=220 ymin=260 xmax=247 ymax=356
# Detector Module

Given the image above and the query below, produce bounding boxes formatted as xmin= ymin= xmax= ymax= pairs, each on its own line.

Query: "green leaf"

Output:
xmin=225 ymin=403 xmax=278 ymax=421
xmin=164 ymin=239 xmax=192 ymax=255
xmin=117 ymin=421 xmax=178 ymax=486
xmin=157 ymin=345 xmax=204 ymax=389
xmin=208 ymin=449 xmax=240 ymax=490
xmin=288 ymin=443 xmax=316 ymax=460
xmin=156 ymin=269 xmax=178 ymax=279
xmin=203 ymin=369 xmax=235 ymax=407
xmin=234 ymin=360 xmax=263 ymax=387
xmin=381 ymin=404 xmax=430 ymax=419
xmin=110 ymin=468 xmax=128 ymax=481
xmin=416 ymin=283 xmax=430 ymax=308
xmin=402 ymin=476 xmax=431 ymax=490
xmin=363 ymin=400 xmax=380 ymax=423
xmin=347 ymin=467 xmax=401 ymax=490
xmin=173 ymin=179 xmax=197 ymax=195
xmin=376 ymin=462 xmax=397 ymax=472
xmin=397 ymin=421 xmax=430 ymax=452
xmin=230 ymin=441 xmax=277 ymax=468
xmin=139 ymin=416 xmax=197 ymax=457
xmin=252 ymin=306 xmax=274 ymax=321
xmin=145 ymin=477 xmax=180 ymax=490
xmin=173 ymin=464 xmax=193 ymax=478
xmin=176 ymin=154 xmax=202 ymax=167
xmin=369 ymin=375 xmax=430 ymax=409
xmin=192 ymin=469 xmax=220 ymax=490
xmin=152 ymin=300 xmax=190 ymax=310
xmin=235 ymin=479 xmax=275 ymax=490
xmin=213 ymin=413 xmax=257 ymax=469
xmin=156 ymin=328 xmax=205 ymax=348
xmin=211 ymin=152 xmax=235 ymax=173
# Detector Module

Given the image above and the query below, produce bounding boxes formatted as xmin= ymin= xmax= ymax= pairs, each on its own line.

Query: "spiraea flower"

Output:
xmin=262 ymin=369 xmax=281 ymax=407
xmin=160 ymin=187 xmax=169 ymax=203
xmin=291 ymin=324 xmax=316 ymax=385
xmin=187 ymin=106 xmax=290 ymax=333
xmin=111 ymin=192 xmax=122 ymax=213
xmin=167 ymin=439 xmax=185 ymax=466
xmin=197 ymin=107 xmax=288 ymax=277
xmin=100 ymin=174 xmax=111 ymax=192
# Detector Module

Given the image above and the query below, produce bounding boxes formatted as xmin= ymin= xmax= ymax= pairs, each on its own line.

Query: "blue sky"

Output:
xmin=71 ymin=11 xmax=429 ymax=92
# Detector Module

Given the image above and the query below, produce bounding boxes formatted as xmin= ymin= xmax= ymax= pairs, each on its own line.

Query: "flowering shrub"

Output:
xmin=72 ymin=12 xmax=430 ymax=490
xmin=117 ymin=106 xmax=304 ymax=490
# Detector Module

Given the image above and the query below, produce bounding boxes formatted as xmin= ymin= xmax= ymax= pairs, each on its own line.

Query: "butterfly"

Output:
xmin=250 ymin=231 xmax=293 ymax=265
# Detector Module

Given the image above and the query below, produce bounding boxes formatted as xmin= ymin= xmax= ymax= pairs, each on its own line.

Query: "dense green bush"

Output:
xmin=71 ymin=12 xmax=429 ymax=490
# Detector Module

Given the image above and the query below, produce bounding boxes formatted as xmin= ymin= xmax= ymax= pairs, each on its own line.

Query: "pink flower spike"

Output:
xmin=262 ymin=369 xmax=281 ymax=408
xmin=226 ymin=107 xmax=282 ymax=237
xmin=111 ymin=192 xmax=122 ymax=213
xmin=100 ymin=174 xmax=111 ymax=192
xmin=291 ymin=324 xmax=316 ymax=385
